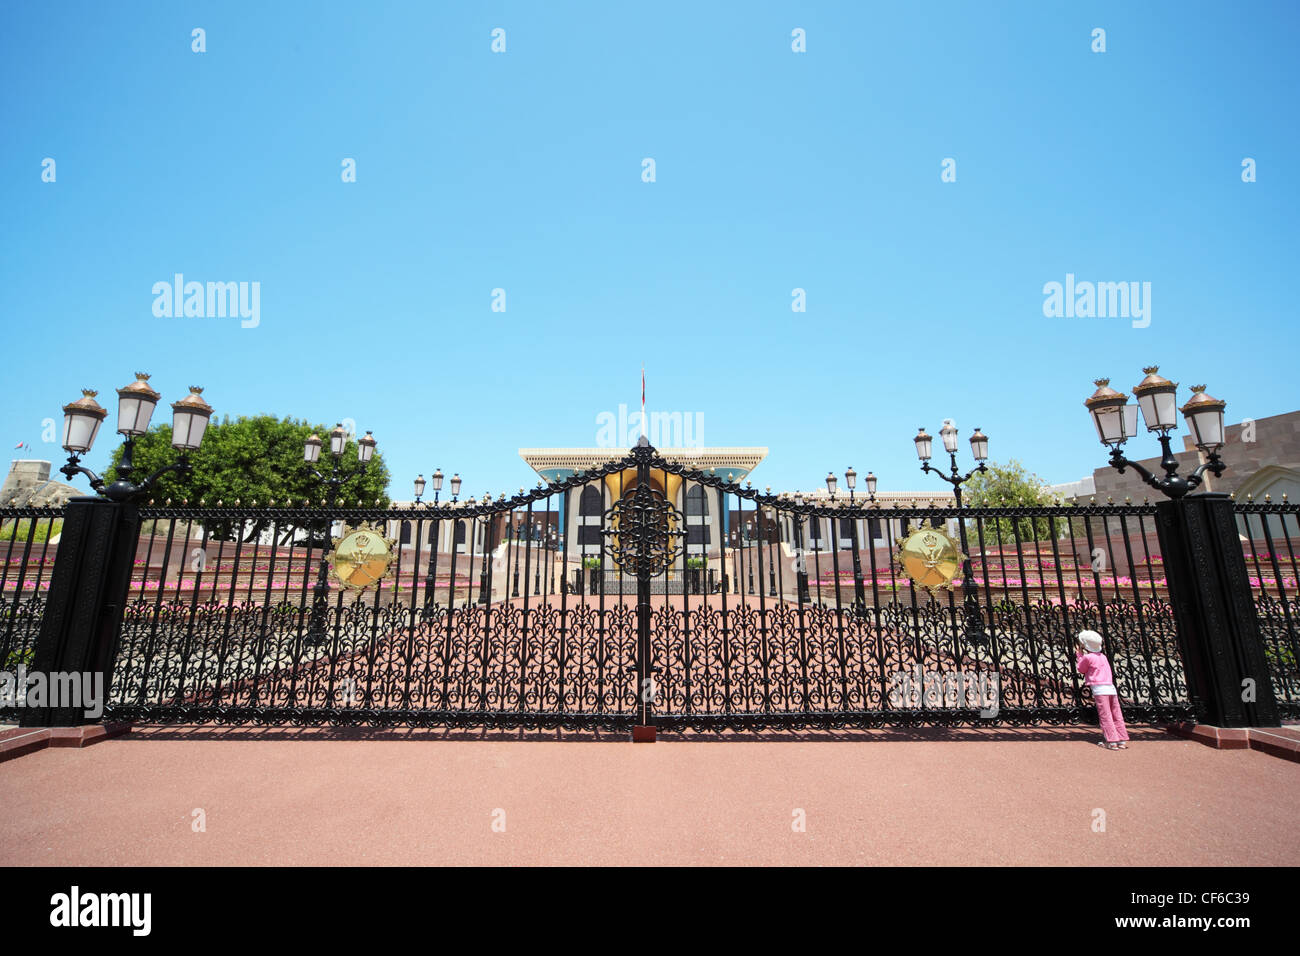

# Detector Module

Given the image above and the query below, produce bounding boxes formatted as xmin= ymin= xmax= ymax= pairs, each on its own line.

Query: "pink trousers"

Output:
xmin=1094 ymin=694 xmax=1129 ymax=742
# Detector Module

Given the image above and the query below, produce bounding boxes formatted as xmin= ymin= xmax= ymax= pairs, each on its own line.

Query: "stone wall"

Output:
xmin=1 ymin=460 xmax=80 ymax=508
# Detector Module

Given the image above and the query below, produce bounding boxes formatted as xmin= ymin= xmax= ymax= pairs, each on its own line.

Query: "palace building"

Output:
xmin=392 ymin=445 xmax=958 ymax=574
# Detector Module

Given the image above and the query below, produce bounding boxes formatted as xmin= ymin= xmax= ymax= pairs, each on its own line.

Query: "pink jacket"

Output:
xmin=1076 ymin=650 xmax=1113 ymax=686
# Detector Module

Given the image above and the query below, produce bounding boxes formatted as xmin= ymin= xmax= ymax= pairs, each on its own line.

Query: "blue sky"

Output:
xmin=2 ymin=1 xmax=1297 ymax=499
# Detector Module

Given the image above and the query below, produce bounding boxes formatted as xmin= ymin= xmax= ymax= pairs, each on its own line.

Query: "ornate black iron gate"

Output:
xmin=8 ymin=446 xmax=1297 ymax=731
xmin=91 ymin=442 xmax=1203 ymax=729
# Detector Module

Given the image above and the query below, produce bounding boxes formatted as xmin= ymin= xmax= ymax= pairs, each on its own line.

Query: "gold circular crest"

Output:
xmin=327 ymin=522 xmax=397 ymax=591
xmin=895 ymin=525 xmax=966 ymax=595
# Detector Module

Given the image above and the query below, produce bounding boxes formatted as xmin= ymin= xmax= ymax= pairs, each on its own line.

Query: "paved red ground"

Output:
xmin=1 ymin=725 xmax=1297 ymax=866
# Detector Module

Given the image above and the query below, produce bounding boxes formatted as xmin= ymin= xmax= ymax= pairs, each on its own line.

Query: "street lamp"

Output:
xmin=762 ymin=498 xmax=778 ymax=596
xmin=59 ymin=374 xmax=214 ymax=502
xmin=791 ymin=491 xmax=810 ymax=603
xmin=1085 ymin=368 xmax=1227 ymax=499
xmin=533 ymin=520 xmax=543 ymax=594
xmin=843 ymin=466 xmax=874 ymax=614
xmin=304 ymin=423 xmax=375 ymax=501
xmin=449 ymin=473 xmax=462 ymax=502
xmin=916 ymin=421 xmax=989 ymax=644
xmin=304 ymin=421 xmax=377 ymax=645
xmin=413 ymin=474 xmax=426 ymax=503
xmin=916 ymin=423 xmax=989 ymax=505
xmin=421 ymin=469 xmax=448 ymax=618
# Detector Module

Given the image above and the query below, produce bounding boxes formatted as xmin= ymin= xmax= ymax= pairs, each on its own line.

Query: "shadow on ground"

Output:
xmin=117 ymin=723 xmax=1174 ymax=745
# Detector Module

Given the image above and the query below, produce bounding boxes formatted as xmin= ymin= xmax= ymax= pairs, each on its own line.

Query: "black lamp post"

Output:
xmin=59 ymin=374 xmax=214 ymax=502
xmin=790 ymin=492 xmax=811 ymax=604
xmin=510 ymin=497 xmax=523 ymax=598
xmin=25 ymin=376 xmax=214 ymax=728
xmin=916 ymin=422 xmax=989 ymax=644
xmin=1081 ymin=368 xmax=1281 ymax=728
xmin=843 ymin=466 xmax=874 ymax=615
xmin=304 ymin=422 xmax=377 ymax=645
xmin=763 ymin=499 xmax=778 ymax=596
xmin=745 ymin=519 xmax=755 ymax=594
xmin=477 ymin=493 xmax=498 ymax=605
xmin=415 ymin=468 xmax=444 ymax=504
xmin=532 ymin=520 xmax=543 ymax=595
xmin=419 ymin=469 xmax=446 ymax=617
xmin=1084 ymin=368 xmax=1227 ymax=498
xmin=549 ymin=528 xmax=558 ymax=594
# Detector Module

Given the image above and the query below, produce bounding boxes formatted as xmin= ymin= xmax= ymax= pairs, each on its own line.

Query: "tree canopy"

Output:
xmin=961 ymin=459 xmax=1067 ymax=544
xmin=106 ymin=415 xmax=391 ymax=541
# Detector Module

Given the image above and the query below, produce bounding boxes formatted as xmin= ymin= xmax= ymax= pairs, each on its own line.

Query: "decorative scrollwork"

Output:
xmin=29 ymin=459 xmax=1292 ymax=733
xmin=601 ymin=484 xmax=684 ymax=578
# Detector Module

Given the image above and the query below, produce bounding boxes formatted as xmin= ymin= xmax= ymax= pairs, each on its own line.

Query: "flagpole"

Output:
xmin=640 ymin=366 xmax=647 ymax=440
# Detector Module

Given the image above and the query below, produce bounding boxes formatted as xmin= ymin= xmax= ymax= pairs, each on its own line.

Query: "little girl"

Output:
xmin=1076 ymin=630 xmax=1129 ymax=750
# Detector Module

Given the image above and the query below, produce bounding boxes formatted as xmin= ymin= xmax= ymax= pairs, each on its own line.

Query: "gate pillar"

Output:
xmin=1156 ymin=493 xmax=1279 ymax=727
xmin=20 ymin=497 xmax=139 ymax=727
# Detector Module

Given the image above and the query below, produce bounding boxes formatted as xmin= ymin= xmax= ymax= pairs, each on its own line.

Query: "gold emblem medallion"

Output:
xmin=895 ymin=524 xmax=966 ymax=596
xmin=327 ymin=522 xmax=397 ymax=591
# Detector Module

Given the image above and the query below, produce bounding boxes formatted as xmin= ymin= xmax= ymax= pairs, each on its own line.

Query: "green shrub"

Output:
xmin=0 ymin=518 xmax=63 ymax=543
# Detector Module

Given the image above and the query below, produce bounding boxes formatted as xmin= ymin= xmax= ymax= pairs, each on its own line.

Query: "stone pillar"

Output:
xmin=20 ymin=497 xmax=139 ymax=727
xmin=1156 ymin=493 xmax=1280 ymax=727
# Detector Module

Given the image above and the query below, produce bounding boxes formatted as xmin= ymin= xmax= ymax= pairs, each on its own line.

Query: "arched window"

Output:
xmin=578 ymin=484 xmax=604 ymax=552
xmin=454 ymin=520 xmax=467 ymax=553
xmin=685 ymin=485 xmax=709 ymax=515
xmin=579 ymin=485 xmax=603 ymax=515
xmin=806 ymin=516 xmax=824 ymax=544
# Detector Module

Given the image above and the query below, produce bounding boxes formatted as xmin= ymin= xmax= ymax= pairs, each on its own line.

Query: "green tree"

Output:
xmin=962 ymin=459 xmax=1067 ymax=547
xmin=105 ymin=415 xmax=391 ymax=542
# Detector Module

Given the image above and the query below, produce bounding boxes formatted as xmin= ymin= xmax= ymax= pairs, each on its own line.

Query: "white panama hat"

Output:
xmin=1077 ymin=630 xmax=1103 ymax=653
